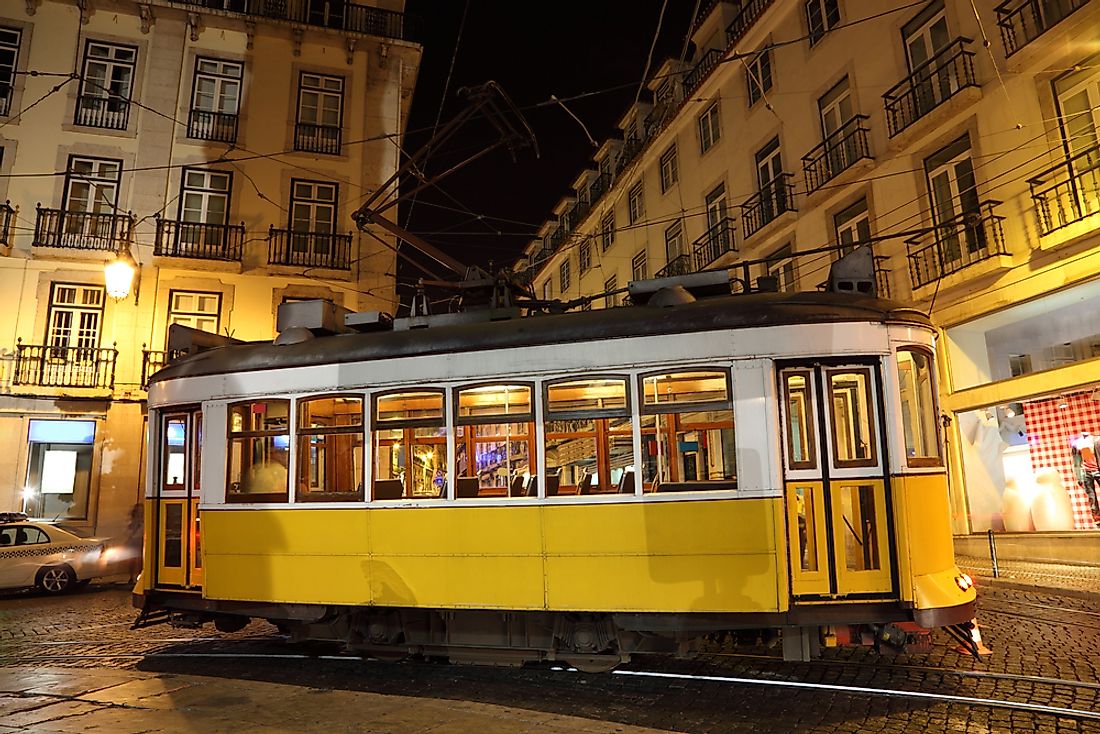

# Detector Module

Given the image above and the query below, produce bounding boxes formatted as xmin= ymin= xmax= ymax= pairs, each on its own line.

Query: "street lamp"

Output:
xmin=105 ymin=244 xmax=138 ymax=301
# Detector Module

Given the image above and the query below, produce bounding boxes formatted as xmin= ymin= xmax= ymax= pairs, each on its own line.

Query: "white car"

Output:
xmin=0 ymin=512 xmax=107 ymax=594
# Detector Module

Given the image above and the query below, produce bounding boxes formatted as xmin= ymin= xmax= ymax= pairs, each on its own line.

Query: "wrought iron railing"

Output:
xmin=187 ymin=109 xmax=238 ymax=143
xmin=0 ymin=201 xmax=12 ymax=247
xmin=684 ymin=48 xmax=722 ymax=96
xmin=33 ymin=207 xmax=133 ymax=251
xmin=170 ymin=0 xmax=410 ymax=40
xmin=155 ymin=217 xmax=244 ymax=261
xmin=883 ymin=38 xmax=977 ymax=138
xmin=268 ymin=227 xmax=353 ymax=269
xmin=802 ymin=115 xmax=872 ymax=193
xmin=74 ymin=95 xmax=130 ymax=130
xmin=726 ymin=0 xmax=775 ymax=47
xmin=294 ymin=122 xmax=342 ymax=155
xmin=140 ymin=348 xmax=187 ymax=389
xmin=618 ymin=136 xmax=644 ymax=171
xmin=1028 ymin=142 xmax=1100 ymax=236
xmin=995 ymin=0 xmax=1088 ymax=57
xmin=13 ymin=341 xmax=117 ymax=389
xmin=741 ymin=173 xmax=796 ymax=239
xmin=656 ymin=253 xmax=693 ymax=278
xmin=692 ymin=217 xmax=737 ymax=270
xmin=906 ymin=200 xmax=1007 ymax=288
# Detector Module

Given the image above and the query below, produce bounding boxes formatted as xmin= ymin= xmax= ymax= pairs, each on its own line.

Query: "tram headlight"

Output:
xmin=954 ymin=574 xmax=973 ymax=591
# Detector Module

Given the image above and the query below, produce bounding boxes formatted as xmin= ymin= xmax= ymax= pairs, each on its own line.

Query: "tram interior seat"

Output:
xmin=577 ymin=471 xmax=595 ymax=495
xmin=544 ymin=472 xmax=561 ymax=497
xmin=509 ymin=475 xmax=526 ymax=497
xmin=373 ymin=479 xmax=404 ymax=500
xmin=456 ymin=477 xmax=480 ymax=498
xmin=617 ymin=469 xmax=635 ymax=494
xmin=524 ymin=476 xmax=538 ymax=497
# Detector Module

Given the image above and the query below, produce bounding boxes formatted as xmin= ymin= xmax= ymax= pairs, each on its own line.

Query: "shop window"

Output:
xmin=297 ymin=395 xmax=363 ymax=502
xmin=227 ymin=400 xmax=289 ymax=503
xmin=454 ymin=384 xmax=534 ymax=498
xmin=545 ymin=377 xmax=633 ymax=496
xmin=372 ymin=390 xmax=446 ymax=499
xmin=639 ymin=370 xmax=736 ymax=491
xmin=22 ymin=419 xmax=96 ymax=520
xmin=896 ymin=349 xmax=941 ymax=466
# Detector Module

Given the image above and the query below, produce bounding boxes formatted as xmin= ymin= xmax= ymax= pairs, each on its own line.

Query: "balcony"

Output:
xmin=170 ymin=0 xmax=410 ymax=40
xmin=294 ymin=123 xmax=341 ymax=155
xmin=187 ymin=109 xmax=239 ymax=143
xmin=725 ymin=0 xmax=774 ymax=47
xmin=1028 ymin=142 xmax=1100 ymax=236
xmin=13 ymin=341 xmax=117 ymax=390
xmin=268 ymin=227 xmax=353 ymax=270
xmin=906 ymin=200 xmax=1007 ymax=289
xmin=656 ymin=253 xmax=693 ymax=278
xmin=684 ymin=48 xmax=722 ymax=97
xmin=155 ymin=217 xmax=244 ymax=261
xmin=0 ymin=201 xmax=12 ymax=247
xmin=692 ymin=217 xmax=736 ymax=270
xmin=741 ymin=174 xmax=796 ymax=239
xmin=802 ymin=115 xmax=872 ymax=194
xmin=74 ymin=95 xmax=130 ymax=130
xmin=883 ymin=38 xmax=977 ymax=138
xmin=995 ymin=0 xmax=1089 ymax=57
xmin=33 ymin=207 xmax=133 ymax=251
xmin=618 ymin=136 xmax=644 ymax=171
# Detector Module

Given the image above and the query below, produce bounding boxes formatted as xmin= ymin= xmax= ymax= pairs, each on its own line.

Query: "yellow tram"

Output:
xmin=134 ymin=274 xmax=978 ymax=668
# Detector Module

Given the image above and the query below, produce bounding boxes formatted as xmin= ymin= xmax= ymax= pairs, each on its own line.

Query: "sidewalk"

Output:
xmin=0 ymin=667 xmax=677 ymax=734
xmin=955 ymin=553 xmax=1100 ymax=600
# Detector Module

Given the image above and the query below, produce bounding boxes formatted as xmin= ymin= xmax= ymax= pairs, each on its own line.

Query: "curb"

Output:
xmin=967 ymin=574 xmax=1100 ymax=603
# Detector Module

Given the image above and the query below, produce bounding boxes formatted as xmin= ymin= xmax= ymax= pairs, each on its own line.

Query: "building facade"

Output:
xmin=517 ymin=0 xmax=1100 ymax=554
xmin=0 ymin=0 xmax=420 ymax=549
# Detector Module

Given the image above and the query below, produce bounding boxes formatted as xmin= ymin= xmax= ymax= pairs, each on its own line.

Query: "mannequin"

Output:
xmin=1070 ymin=431 xmax=1100 ymax=520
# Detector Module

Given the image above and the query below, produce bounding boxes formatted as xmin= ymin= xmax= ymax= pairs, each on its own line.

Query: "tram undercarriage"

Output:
xmin=134 ymin=590 xmax=979 ymax=669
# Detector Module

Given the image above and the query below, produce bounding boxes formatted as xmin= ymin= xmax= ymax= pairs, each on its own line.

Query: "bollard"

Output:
xmin=987 ymin=528 xmax=999 ymax=578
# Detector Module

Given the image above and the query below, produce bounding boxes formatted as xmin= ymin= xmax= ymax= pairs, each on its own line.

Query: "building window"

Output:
xmin=454 ymin=384 xmax=534 ymax=499
xmin=806 ymin=0 xmax=841 ymax=45
xmin=0 ymin=27 xmax=21 ymax=117
xmin=600 ymin=212 xmax=615 ymax=251
xmin=189 ymin=57 xmax=242 ymax=143
xmin=628 ymin=181 xmax=645 ymax=224
xmin=285 ymin=179 xmax=342 ymax=265
xmin=746 ymin=48 xmax=773 ymax=107
xmin=296 ymin=395 xmax=364 ymax=502
xmin=227 ymin=400 xmax=290 ymax=503
xmin=698 ymin=101 xmax=721 ymax=153
xmin=168 ymin=290 xmax=221 ymax=335
xmin=180 ymin=168 xmax=231 ymax=226
xmin=924 ymin=134 xmax=981 ymax=265
xmin=834 ymin=198 xmax=871 ymax=255
xmin=559 ymin=258 xmax=571 ymax=292
xmin=579 ymin=238 xmax=592 ymax=273
xmin=63 ymin=156 xmax=122 ymax=215
xmin=75 ymin=41 xmax=136 ymax=130
xmin=296 ymin=72 xmax=343 ymax=155
xmin=664 ymin=220 xmax=684 ymax=263
xmin=23 ymin=419 xmax=97 ymax=520
xmin=541 ymin=279 xmax=551 ymax=301
xmin=604 ymin=275 xmax=617 ymax=309
xmin=659 ymin=144 xmax=678 ymax=192
xmin=632 ymin=250 xmax=648 ymax=281
xmin=766 ymin=244 xmax=797 ymax=291
xmin=46 ymin=283 xmax=104 ymax=357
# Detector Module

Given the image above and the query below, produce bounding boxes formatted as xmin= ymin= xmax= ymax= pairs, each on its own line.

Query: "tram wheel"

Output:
xmin=562 ymin=654 xmax=622 ymax=674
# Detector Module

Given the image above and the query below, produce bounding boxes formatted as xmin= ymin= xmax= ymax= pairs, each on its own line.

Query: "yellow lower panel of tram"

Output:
xmin=830 ymin=479 xmax=892 ymax=596
xmin=200 ymin=498 xmax=786 ymax=614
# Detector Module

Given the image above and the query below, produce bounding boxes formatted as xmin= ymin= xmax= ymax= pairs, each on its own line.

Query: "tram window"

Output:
xmin=226 ymin=400 xmax=290 ymax=503
xmin=825 ymin=369 xmax=878 ymax=468
xmin=544 ymin=377 xmax=632 ymax=496
xmin=896 ymin=349 xmax=941 ymax=466
xmin=639 ymin=370 xmax=736 ymax=491
xmin=372 ymin=390 xmax=446 ymax=499
xmin=163 ymin=416 xmax=187 ymax=490
xmin=454 ymin=384 xmax=533 ymax=499
xmin=296 ymin=395 xmax=364 ymax=502
xmin=783 ymin=372 xmax=816 ymax=470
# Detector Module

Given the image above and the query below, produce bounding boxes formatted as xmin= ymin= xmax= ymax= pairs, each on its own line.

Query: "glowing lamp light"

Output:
xmin=105 ymin=247 xmax=138 ymax=300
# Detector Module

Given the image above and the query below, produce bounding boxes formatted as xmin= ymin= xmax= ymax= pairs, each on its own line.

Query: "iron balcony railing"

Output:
xmin=187 ymin=109 xmax=239 ymax=143
xmin=802 ymin=115 xmax=872 ymax=193
xmin=74 ymin=95 xmax=130 ymax=130
xmin=883 ymin=38 xmax=977 ymax=138
xmin=684 ymin=48 xmax=722 ymax=96
xmin=268 ymin=227 xmax=353 ymax=269
xmin=618 ymin=136 xmax=644 ymax=171
xmin=741 ymin=173 xmax=796 ymax=239
xmin=995 ymin=0 xmax=1088 ymax=57
xmin=907 ymin=200 xmax=1007 ymax=288
xmin=692 ymin=217 xmax=737 ymax=270
xmin=588 ymin=172 xmax=610 ymax=202
xmin=13 ymin=341 xmax=117 ymax=390
xmin=33 ymin=207 xmax=133 ymax=251
xmin=0 ymin=200 xmax=13 ymax=247
xmin=171 ymin=0 xmax=409 ymax=40
xmin=726 ymin=0 xmax=774 ymax=47
xmin=294 ymin=122 xmax=342 ymax=155
xmin=141 ymin=347 xmax=187 ymax=389
xmin=155 ymin=217 xmax=245 ymax=261
xmin=656 ymin=253 xmax=693 ymax=278
xmin=875 ymin=260 xmax=891 ymax=299
xmin=1028 ymin=142 xmax=1100 ymax=236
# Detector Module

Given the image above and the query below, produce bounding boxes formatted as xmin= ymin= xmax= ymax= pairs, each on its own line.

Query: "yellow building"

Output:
xmin=518 ymin=0 xmax=1100 ymax=560
xmin=0 ymin=0 xmax=421 ymax=548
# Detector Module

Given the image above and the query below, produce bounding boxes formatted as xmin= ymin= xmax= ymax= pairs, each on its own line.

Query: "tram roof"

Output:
xmin=150 ymin=291 xmax=933 ymax=384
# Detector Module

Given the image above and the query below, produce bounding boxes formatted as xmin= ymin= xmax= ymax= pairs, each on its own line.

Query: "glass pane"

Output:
xmin=297 ymin=433 xmax=362 ymax=497
xmin=546 ymin=378 xmax=627 ymax=414
xmin=227 ymin=436 xmax=288 ymax=497
xmin=229 ymin=400 xmax=289 ymax=433
xmin=375 ymin=391 xmax=443 ymax=423
xmin=163 ymin=417 xmax=187 ymax=489
xmin=795 ymin=486 xmax=818 ymax=571
xmin=784 ymin=372 xmax=816 ymax=469
xmin=896 ymin=350 xmax=941 ymax=463
xmin=641 ymin=411 xmax=735 ymax=491
xmin=827 ymin=370 xmax=877 ymax=466
xmin=839 ymin=484 xmax=881 ymax=571
xmin=642 ymin=370 xmax=729 ymax=408
xmin=299 ymin=396 xmax=362 ymax=429
xmin=456 ymin=384 xmax=531 ymax=420
xmin=163 ymin=504 xmax=183 ymax=568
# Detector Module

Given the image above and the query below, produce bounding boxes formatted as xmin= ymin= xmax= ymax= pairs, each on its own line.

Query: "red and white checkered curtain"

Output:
xmin=1022 ymin=391 xmax=1100 ymax=531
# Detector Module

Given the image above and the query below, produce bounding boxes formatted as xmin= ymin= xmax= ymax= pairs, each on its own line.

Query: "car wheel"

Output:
xmin=37 ymin=565 xmax=76 ymax=594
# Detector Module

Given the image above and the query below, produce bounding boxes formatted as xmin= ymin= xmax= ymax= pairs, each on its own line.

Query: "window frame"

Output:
xmin=0 ymin=26 xmax=22 ymax=118
xmin=370 ymin=388 xmax=447 ymax=500
xmin=75 ymin=39 xmax=137 ymax=128
xmin=628 ymin=181 xmax=645 ymax=224
xmin=295 ymin=393 xmax=365 ymax=502
xmin=225 ymin=398 xmax=291 ymax=504
xmin=806 ymin=0 xmax=841 ymax=46
xmin=296 ymin=71 xmax=344 ymax=129
xmin=578 ymin=237 xmax=592 ymax=274
xmin=895 ymin=347 xmax=943 ymax=468
xmin=631 ymin=250 xmax=648 ymax=281
xmin=452 ymin=382 xmax=536 ymax=499
xmin=698 ymin=101 xmax=721 ymax=153
xmin=824 ymin=366 xmax=879 ymax=470
xmin=746 ymin=48 xmax=773 ymax=107
xmin=600 ymin=212 xmax=616 ymax=251
xmin=178 ymin=167 xmax=233 ymax=226
xmin=659 ymin=143 xmax=678 ymax=192
xmin=559 ymin=258 xmax=571 ymax=292
xmin=167 ymin=289 xmax=222 ymax=337
xmin=190 ymin=56 xmax=243 ymax=115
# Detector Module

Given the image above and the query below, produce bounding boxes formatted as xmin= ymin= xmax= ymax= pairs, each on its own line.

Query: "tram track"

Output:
xmin=979 ymin=599 xmax=1100 ymax=631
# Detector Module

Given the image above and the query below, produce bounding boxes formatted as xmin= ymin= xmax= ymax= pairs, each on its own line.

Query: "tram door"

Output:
xmin=778 ymin=363 xmax=894 ymax=599
xmin=154 ymin=409 xmax=203 ymax=589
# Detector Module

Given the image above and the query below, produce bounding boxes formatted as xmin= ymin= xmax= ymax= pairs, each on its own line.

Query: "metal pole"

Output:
xmin=987 ymin=528 xmax=999 ymax=578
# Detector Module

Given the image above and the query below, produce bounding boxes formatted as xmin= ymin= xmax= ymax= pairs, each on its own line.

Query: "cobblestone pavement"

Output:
xmin=0 ymin=583 xmax=1098 ymax=733
xmin=957 ymin=554 xmax=1100 ymax=598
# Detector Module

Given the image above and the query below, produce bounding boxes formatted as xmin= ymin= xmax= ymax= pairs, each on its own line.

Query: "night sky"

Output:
xmin=393 ymin=1 xmax=697 ymax=309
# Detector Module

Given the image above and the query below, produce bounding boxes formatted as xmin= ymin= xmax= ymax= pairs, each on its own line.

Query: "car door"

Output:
xmin=0 ymin=526 xmax=22 ymax=587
